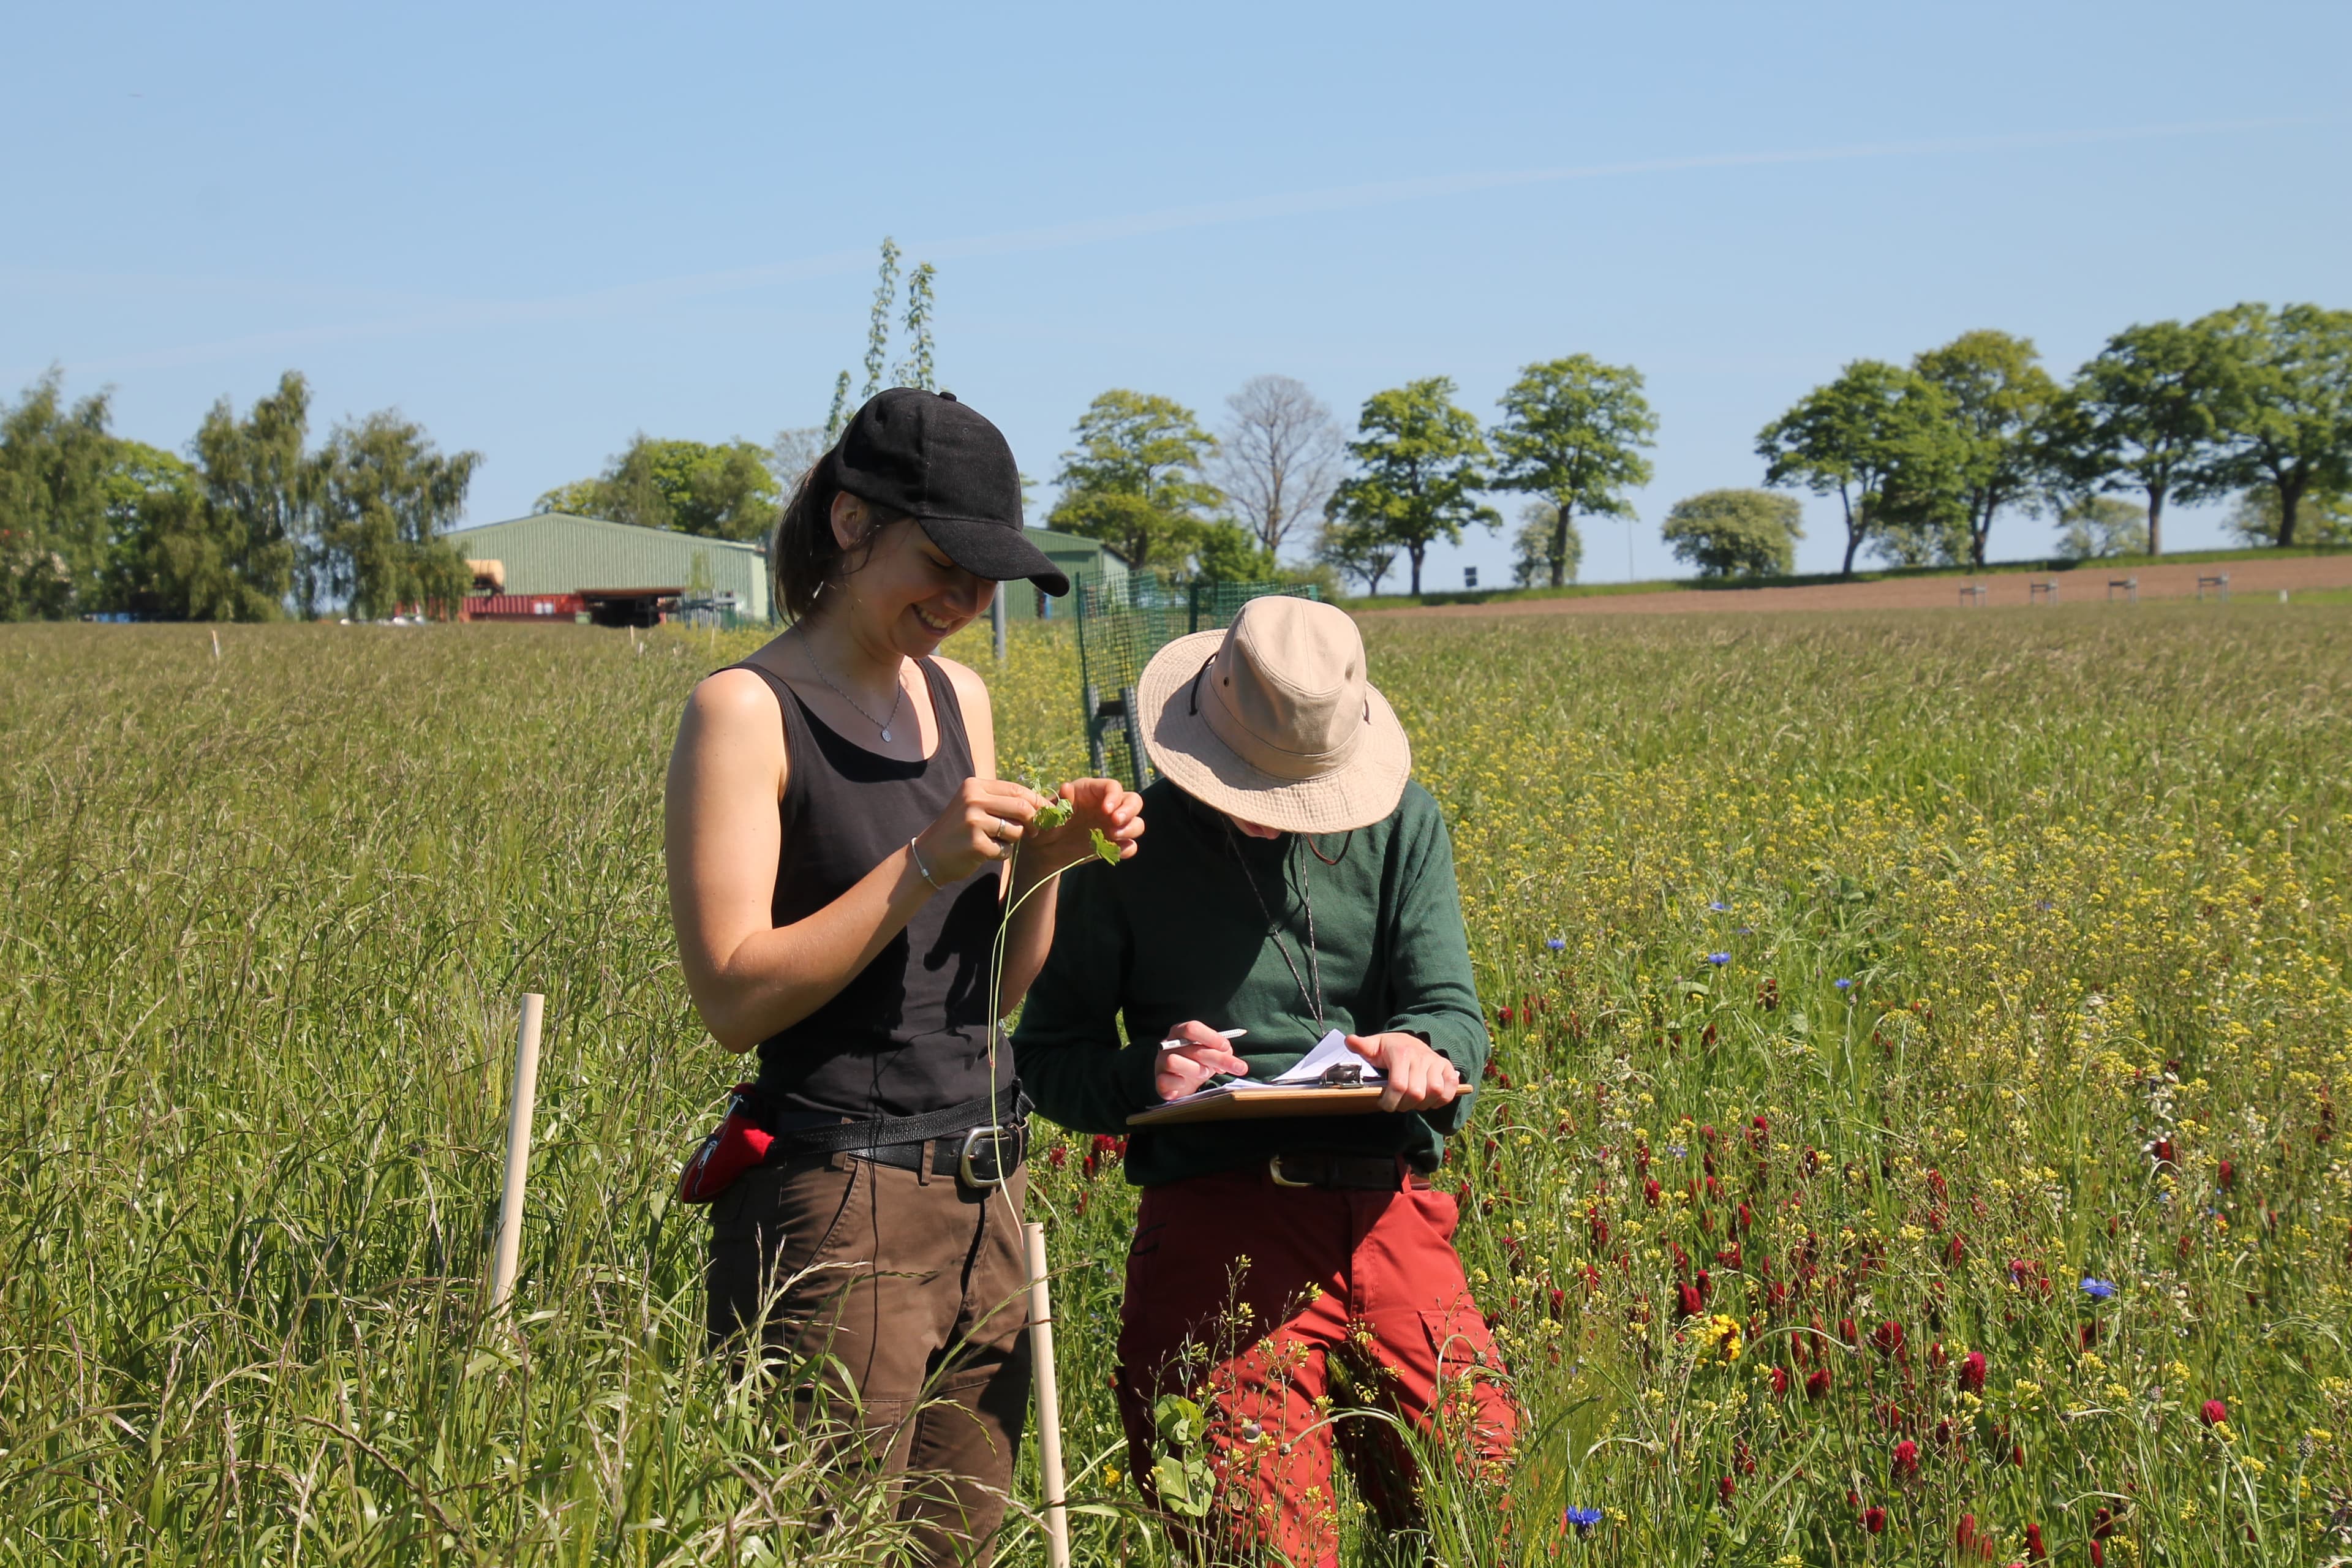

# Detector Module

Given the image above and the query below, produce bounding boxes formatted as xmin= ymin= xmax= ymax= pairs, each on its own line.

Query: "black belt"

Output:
xmin=763 ymin=1093 xmax=1030 ymax=1188
xmin=848 ymin=1123 xmax=1027 ymax=1186
xmin=1266 ymin=1152 xmax=1428 ymax=1191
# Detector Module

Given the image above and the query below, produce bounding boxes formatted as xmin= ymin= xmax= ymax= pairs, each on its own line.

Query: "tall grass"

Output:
xmin=2 ymin=604 xmax=2348 ymax=1564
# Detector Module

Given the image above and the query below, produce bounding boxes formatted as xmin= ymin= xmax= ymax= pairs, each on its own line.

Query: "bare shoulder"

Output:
xmin=679 ymin=666 xmax=785 ymax=756
xmin=933 ymin=654 xmax=993 ymax=714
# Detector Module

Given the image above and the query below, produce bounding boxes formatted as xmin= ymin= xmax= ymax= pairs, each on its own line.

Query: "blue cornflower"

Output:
xmin=1834 ymin=978 xmax=1853 ymax=990
xmin=2080 ymin=1277 xmax=2117 ymax=1301
xmin=1666 ymin=1144 xmax=1688 ymax=1159
xmin=1707 ymin=952 xmax=1730 ymax=965
xmin=1708 ymin=901 xmax=1728 ymax=913
xmin=1563 ymin=1506 xmax=1602 ymax=1536
xmin=1546 ymin=936 xmax=1566 ymax=952
xmin=1736 ymin=926 xmax=1754 ymax=936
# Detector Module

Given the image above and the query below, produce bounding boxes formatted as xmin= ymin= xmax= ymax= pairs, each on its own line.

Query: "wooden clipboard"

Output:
xmin=1127 ymin=1084 xmax=1387 ymax=1128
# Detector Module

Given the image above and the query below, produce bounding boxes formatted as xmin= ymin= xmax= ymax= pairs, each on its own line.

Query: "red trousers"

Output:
xmin=1115 ymin=1163 xmax=1518 ymax=1567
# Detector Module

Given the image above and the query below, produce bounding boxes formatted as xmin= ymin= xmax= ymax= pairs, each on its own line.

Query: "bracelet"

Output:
xmin=908 ymin=835 xmax=944 ymax=890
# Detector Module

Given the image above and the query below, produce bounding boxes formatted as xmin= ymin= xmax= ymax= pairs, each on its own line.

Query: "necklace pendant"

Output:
xmin=880 ymin=727 xmax=892 ymax=742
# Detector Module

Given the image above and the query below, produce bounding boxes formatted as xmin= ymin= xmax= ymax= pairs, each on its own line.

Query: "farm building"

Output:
xmin=441 ymin=513 xmax=772 ymax=627
xmin=439 ymin=513 xmax=1125 ymax=628
xmin=1011 ymin=529 xmax=1128 ymax=621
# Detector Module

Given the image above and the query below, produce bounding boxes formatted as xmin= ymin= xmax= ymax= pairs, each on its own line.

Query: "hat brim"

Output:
xmin=1135 ymin=627 xmax=1412 ymax=835
xmin=918 ymin=516 xmax=1072 ymax=596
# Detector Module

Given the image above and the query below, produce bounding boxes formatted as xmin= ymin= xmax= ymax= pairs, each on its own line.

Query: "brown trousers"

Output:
xmin=707 ymin=1152 xmax=1033 ymax=1565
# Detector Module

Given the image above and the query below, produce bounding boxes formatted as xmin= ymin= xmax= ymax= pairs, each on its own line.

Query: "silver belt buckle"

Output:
xmin=1267 ymin=1153 xmax=1313 ymax=1188
xmin=957 ymin=1125 xmax=1016 ymax=1188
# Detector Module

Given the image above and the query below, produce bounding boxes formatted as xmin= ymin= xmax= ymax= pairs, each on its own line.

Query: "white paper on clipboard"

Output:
xmin=1161 ymin=1028 xmax=1381 ymax=1107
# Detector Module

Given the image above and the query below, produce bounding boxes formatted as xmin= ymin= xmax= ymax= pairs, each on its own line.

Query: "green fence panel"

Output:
xmin=1072 ymin=577 xmax=1322 ymax=790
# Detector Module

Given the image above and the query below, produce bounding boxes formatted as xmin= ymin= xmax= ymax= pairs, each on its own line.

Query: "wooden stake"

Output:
xmin=488 ymin=993 xmax=545 ymax=1312
xmin=992 ymin=589 xmax=1008 ymax=662
xmin=1023 ymin=1221 xmax=1071 ymax=1568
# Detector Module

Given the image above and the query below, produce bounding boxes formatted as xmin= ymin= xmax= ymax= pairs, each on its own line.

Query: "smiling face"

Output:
xmin=827 ymin=492 xmax=997 ymax=655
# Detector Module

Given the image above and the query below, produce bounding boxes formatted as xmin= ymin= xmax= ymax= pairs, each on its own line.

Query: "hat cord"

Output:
xmin=1221 ymin=820 xmax=1324 ymax=1029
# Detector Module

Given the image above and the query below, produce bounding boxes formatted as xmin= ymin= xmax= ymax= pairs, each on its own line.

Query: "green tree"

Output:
xmin=2054 ymin=496 xmax=2150 ymax=559
xmin=2051 ymin=318 xmax=2235 ymax=556
xmin=1757 ymin=360 xmax=1962 ymax=576
xmin=1509 ymin=502 xmax=1583 ymax=587
xmin=1047 ymin=391 xmax=1221 ymax=571
xmin=1489 ymin=356 xmax=1656 ymax=587
xmin=537 ymin=437 xmax=782 ymax=540
xmin=1313 ymin=513 xmax=1399 ymax=595
xmin=1912 ymin=330 xmax=2060 ymax=566
xmin=893 ymin=262 xmax=938 ymax=393
xmin=1660 ymin=489 xmax=1804 ymax=578
xmin=2198 ymin=302 xmax=2352 ymax=549
xmin=1330 ymin=378 xmax=1498 ymax=596
xmin=190 ymin=371 xmax=310 ymax=617
xmin=2225 ymin=484 xmax=2351 ymax=546
xmin=0 ymin=371 xmax=118 ymax=619
xmin=116 ymin=469 xmax=283 ymax=622
xmin=1191 ymin=519 xmax=1276 ymax=582
xmin=312 ymin=413 xmax=481 ymax=619
xmin=862 ymin=237 xmax=902 ymax=403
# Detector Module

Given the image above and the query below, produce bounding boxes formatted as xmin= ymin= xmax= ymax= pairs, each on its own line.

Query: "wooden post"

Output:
xmin=488 ymin=993 xmax=545 ymax=1312
xmin=1023 ymin=1221 xmax=1071 ymax=1568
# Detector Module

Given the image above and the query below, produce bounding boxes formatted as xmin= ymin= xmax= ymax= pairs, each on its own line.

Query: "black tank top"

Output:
xmin=733 ymin=657 xmax=1011 ymax=1118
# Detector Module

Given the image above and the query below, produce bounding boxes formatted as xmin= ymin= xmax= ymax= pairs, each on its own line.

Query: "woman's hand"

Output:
xmin=1024 ymin=777 xmax=1145 ymax=876
xmin=912 ymin=777 xmax=1050 ymax=886
xmin=1155 ymin=1019 xmax=1251 ymax=1101
xmin=1344 ymin=1033 xmax=1463 ymax=1114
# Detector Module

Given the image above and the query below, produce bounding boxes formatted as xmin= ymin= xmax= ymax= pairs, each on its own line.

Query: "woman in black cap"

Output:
xmin=665 ymin=389 xmax=1142 ymax=1562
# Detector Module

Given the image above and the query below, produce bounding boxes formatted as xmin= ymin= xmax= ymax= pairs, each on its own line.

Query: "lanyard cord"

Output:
xmin=1221 ymin=820 xmax=1324 ymax=1027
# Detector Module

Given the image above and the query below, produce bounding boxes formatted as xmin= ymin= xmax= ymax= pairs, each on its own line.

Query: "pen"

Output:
xmin=1159 ymin=1028 xmax=1247 ymax=1050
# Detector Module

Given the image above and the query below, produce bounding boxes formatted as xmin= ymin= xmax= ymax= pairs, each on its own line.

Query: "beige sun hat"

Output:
xmin=1136 ymin=595 xmax=1411 ymax=834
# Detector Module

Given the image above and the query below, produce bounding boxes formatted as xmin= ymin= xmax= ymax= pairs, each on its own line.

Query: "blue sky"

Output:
xmin=7 ymin=2 xmax=2346 ymax=585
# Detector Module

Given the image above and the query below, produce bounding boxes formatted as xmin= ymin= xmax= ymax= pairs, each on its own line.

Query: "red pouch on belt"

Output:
xmin=677 ymin=1085 xmax=773 ymax=1205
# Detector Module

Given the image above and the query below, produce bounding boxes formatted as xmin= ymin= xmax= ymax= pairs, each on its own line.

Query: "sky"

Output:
xmin=7 ymin=1 xmax=2348 ymax=587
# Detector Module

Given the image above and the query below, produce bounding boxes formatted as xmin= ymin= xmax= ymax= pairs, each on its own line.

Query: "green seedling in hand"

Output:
xmin=981 ymin=785 xmax=1124 ymax=1178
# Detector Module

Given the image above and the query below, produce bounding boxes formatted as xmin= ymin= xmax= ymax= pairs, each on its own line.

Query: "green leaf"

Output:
xmin=1089 ymin=827 xmax=1120 ymax=865
xmin=1153 ymin=1394 xmax=1202 ymax=1448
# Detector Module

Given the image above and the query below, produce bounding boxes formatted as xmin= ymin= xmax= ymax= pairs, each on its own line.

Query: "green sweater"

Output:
xmin=1013 ymin=779 xmax=1489 ymax=1186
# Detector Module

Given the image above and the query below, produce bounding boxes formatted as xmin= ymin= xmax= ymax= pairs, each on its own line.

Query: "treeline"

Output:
xmin=1043 ymin=364 xmax=1654 ymax=597
xmin=1755 ymin=303 xmax=2352 ymax=578
xmin=1045 ymin=301 xmax=2351 ymax=595
xmin=0 ymin=371 xmax=480 ymax=622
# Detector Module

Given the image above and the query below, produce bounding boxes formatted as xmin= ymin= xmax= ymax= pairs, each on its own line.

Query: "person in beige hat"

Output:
xmin=1015 ymin=595 xmax=1515 ymax=1565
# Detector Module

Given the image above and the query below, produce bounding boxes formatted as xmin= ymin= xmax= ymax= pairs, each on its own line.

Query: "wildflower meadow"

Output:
xmin=2 ymin=603 xmax=2347 ymax=1564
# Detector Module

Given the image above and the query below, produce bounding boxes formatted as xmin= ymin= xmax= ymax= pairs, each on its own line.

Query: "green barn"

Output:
xmin=442 ymin=513 xmax=773 ymax=624
xmin=440 ymin=513 xmax=1125 ymax=627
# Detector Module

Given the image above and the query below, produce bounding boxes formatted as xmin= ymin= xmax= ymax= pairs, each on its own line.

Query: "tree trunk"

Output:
xmin=1839 ymin=484 xmax=1861 ymax=577
xmin=1408 ymin=543 xmax=1426 ymax=595
xmin=1550 ymin=501 xmax=1569 ymax=589
xmin=2277 ymin=475 xmax=2303 ymax=548
xmin=1972 ymin=492 xmax=1991 ymax=567
xmin=2146 ymin=488 xmax=2164 ymax=557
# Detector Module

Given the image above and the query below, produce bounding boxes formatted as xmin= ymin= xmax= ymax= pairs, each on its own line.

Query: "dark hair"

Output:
xmin=771 ymin=447 xmax=906 ymax=622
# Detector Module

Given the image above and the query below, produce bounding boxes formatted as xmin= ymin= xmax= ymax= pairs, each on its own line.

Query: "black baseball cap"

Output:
xmin=834 ymin=388 xmax=1070 ymax=596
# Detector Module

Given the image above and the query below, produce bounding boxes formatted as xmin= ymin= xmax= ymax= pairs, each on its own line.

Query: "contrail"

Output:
xmin=17 ymin=114 xmax=2330 ymax=380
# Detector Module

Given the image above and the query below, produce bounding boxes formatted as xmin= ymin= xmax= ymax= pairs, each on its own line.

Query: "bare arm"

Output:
xmin=664 ymin=668 xmax=1047 ymax=1052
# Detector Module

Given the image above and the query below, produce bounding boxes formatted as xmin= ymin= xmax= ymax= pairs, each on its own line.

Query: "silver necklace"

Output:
xmin=800 ymin=640 xmax=907 ymax=742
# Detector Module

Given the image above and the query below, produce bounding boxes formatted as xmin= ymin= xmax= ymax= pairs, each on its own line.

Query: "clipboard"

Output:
xmin=1127 ymin=1082 xmax=1387 ymax=1127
